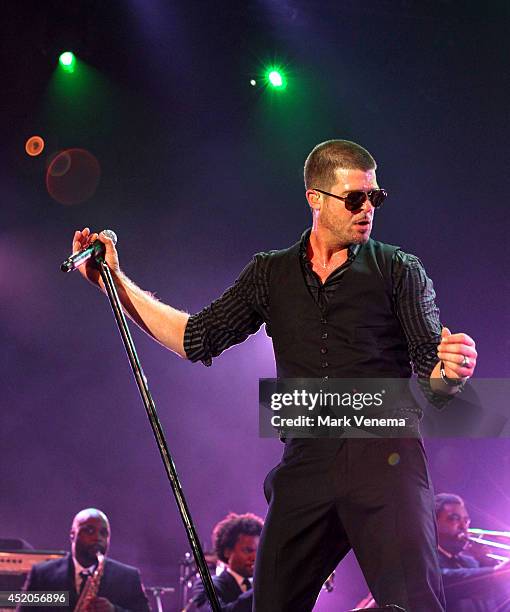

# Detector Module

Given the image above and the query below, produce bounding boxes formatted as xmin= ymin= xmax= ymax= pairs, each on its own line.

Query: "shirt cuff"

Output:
xmin=417 ymin=377 xmax=457 ymax=410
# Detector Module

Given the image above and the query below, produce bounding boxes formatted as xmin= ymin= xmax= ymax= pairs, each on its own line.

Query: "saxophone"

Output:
xmin=75 ymin=552 xmax=105 ymax=611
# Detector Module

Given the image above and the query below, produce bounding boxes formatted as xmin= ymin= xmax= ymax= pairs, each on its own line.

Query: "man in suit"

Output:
xmin=20 ymin=508 xmax=150 ymax=612
xmin=436 ymin=493 xmax=510 ymax=611
xmin=192 ymin=512 xmax=263 ymax=611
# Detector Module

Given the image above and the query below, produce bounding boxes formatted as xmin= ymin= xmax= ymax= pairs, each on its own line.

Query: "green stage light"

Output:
xmin=266 ymin=68 xmax=286 ymax=90
xmin=59 ymin=51 xmax=76 ymax=73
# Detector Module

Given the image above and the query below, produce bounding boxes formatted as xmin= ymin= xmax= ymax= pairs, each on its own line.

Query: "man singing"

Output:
xmin=73 ymin=140 xmax=477 ymax=611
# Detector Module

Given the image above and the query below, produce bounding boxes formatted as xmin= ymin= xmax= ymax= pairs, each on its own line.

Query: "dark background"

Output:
xmin=1 ymin=1 xmax=509 ymax=610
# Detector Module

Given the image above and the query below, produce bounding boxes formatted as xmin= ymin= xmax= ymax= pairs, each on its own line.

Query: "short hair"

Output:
xmin=304 ymin=139 xmax=377 ymax=190
xmin=212 ymin=512 xmax=264 ymax=563
xmin=71 ymin=508 xmax=109 ymax=529
xmin=435 ymin=493 xmax=465 ymax=517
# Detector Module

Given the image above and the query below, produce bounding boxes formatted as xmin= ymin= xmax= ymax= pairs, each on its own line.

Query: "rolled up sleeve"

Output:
xmin=184 ymin=255 xmax=269 ymax=366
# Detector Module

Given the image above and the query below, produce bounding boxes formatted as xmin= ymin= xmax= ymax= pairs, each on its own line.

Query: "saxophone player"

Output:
xmin=19 ymin=508 xmax=150 ymax=612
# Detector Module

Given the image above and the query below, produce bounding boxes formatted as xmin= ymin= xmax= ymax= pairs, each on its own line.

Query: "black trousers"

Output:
xmin=253 ymin=437 xmax=445 ymax=612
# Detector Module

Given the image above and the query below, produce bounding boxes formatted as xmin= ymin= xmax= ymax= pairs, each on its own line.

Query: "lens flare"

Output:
xmin=25 ymin=136 xmax=45 ymax=157
xmin=388 ymin=452 xmax=401 ymax=466
xmin=46 ymin=148 xmax=101 ymax=206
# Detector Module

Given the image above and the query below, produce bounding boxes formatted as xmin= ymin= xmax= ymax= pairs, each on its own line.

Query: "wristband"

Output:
xmin=440 ymin=361 xmax=467 ymax=387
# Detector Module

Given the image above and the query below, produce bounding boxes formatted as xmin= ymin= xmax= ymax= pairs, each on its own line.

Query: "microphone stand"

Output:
xmin=82 ymin=254 xmax=221 ymax=612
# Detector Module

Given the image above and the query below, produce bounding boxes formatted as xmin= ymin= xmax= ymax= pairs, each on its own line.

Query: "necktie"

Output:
xmin=79 ymin=571 xmax=90 ymax=594
xmin=242 ymin=578 xmax=251 ymax=592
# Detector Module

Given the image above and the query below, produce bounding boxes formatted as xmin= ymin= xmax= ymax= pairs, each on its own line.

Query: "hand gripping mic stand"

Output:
xmin=63 ymin=246 xmax=222 ymax=612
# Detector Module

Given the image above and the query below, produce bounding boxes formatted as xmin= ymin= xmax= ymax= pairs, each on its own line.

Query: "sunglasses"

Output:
xmin=313 ymin=188 xmax=387 ymax=211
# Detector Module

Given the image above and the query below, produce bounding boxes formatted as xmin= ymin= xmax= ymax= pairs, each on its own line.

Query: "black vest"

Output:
xmin=266 ymin=237 xmax=413 ymax=379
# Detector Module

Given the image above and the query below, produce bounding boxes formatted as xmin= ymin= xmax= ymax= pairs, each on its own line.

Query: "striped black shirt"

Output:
xmin=184 ymin=230 xmax=442 ymax=386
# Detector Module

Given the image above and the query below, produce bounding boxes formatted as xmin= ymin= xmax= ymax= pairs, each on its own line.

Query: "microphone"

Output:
xmin=60 ymin=229 xmax=117 ymax=273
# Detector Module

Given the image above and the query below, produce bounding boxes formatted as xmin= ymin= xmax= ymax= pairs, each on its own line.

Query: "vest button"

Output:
xmin=320 ymin=347 xmax=328 ymax=354
xmin=321 ymin=361 xmax=329 ymax=368
xmin=321 ymin=332 xmax=328 ymax=339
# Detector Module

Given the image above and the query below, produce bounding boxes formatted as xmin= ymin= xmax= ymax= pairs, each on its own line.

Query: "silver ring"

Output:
xmin=461 ymin=355 xmax=470 ymax=368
